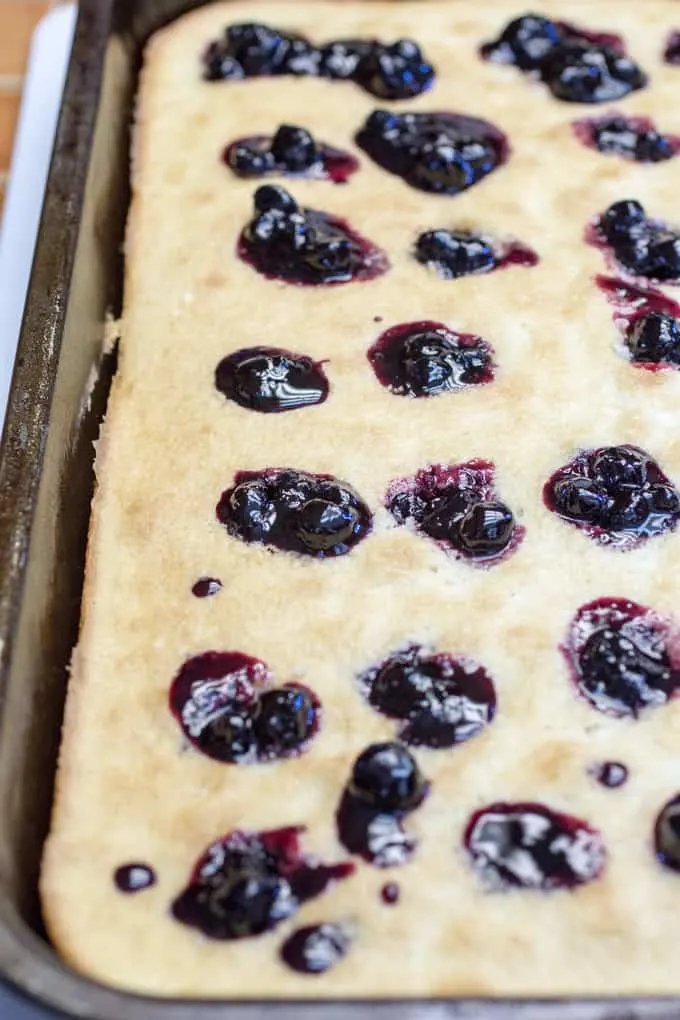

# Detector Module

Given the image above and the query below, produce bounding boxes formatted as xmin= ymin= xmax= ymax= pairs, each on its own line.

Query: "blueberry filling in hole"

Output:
xmin=336 ymin=742 xmax=429 ymax=867
xmin=480 ymin=14 xmax=647 ymax=104
xmin=216 ymin=468 xmax=372 ymax=558
xmin=544 ymin=444 xmax=680 ymax=548
xmin=280 ymin=922 xmax=354 ymax=974
xmin=368 ymin=321 xmax=494 ymax=397
xmin=203 ymin=24 xmax=434 ymax=100
xmin=238 ymin=185 xmax=388 ymax=285
xmin=464 ymin=802 xmax=606 ymax=890
xmin=224 ymin=125 xmax=358 ymax=183
xmin=590 ymin=762 xmax=628 ymax=788
xmin=169 ymin=651 xmax=321 ymax=763
xmin=114 ymin=864 xmax=156 ymax=893
xmin=590 ymin=201 xmax=680 ymax=284
xmin=572 ymin=113 xmax=680 ymax=162
xmin=664 ymin=32 xmax=680 ymax=66
xmin=359 ymin=644 xmax=496 ymax=749
xmin=562 ymin=598 xmax=680 ymax=718
xmin=355 ymin=110 xmax=508 ymax=195
xmin=414 ymin=228 xmax=537 ymax=280
xmin=172 ymin=827 xmax=354 ymax=940
xmin=192 ymin=577 xmax=222 ymax=598
xmin=215 ymin=347 xmax=329 ymax=413
xmin=386 ymin=461 xmax=524 ymax=566
xmin=596 ymin=276 xmax=680 ymax=370
xmin=655 ymin=795 xmax=680 ymax=872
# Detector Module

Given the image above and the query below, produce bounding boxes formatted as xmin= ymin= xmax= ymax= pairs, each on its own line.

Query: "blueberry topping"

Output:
xmin=355 ymin=110 xmax=508 ymax=195
xmin=192 ymin=577 xmax=222 ymax=598
xmin=541 ymin=42 xmax=646 ymax=103
xmin=368 ymin=321 xmax=494 ymax=397
xmin=481 ymin=14 xmax=563 ymax=70
xmin=172 ymin=827 xmax=354 ymax=940
xmin=217 ymin=468 xmax=372 ymax=558
xmin=353 ymin=39 xmax=434 ymax=100
xmin=215 ymin=347 xmax=329 ymax=413
xmin=387 ymin=461 xmax=523 ymax=567
xmin=544 ymin=445 xmax=680 ymax=547
xmin=169 ymin=651 xmax=320 ymax=762
xmin=626 ymin=314 xmax=680 ymax=365
xmin=381 ymin=882 xmax=400 ymax=904
xmin=337 ymin=743 xmax=429 ymax=867
xmin=665 ymin=32 xmax=680 ymax=66
xmin=280 ymin=922 xmax=354 ymax=974
xmin=114 ymin=864 xmax=156 ymax=893
xmin=481 ymin=15 xmax=647 ymax=104
xmin=574 ymin=115 xmax=677 ymax=163
xmin=203 ymin=23 xmax=434 ymax=99
xmin=239 ymin=186 xmax=388 ymax=285
xmin=591 ymin=761 xmax=628 ymax=788
xmin=224 ymin=126 xmax=358 ymax=183
xmin=360 ymin=644 xmax=496 ymax=749
xmin=415 ymin=231 xmax=496 ymax=279
xmin=593 ymin=201 xmax=680 ymax=283
xmin=655 ymin=795 xmax=680 ymax=871
xmin=563 ymin=598 xmax=680 ymax=717
xmin=465 ymin=802 xmax=606 ymax=891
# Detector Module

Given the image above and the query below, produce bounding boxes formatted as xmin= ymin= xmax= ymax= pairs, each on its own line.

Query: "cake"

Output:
xmin=40 ymin=0 xmax=680 ymax=998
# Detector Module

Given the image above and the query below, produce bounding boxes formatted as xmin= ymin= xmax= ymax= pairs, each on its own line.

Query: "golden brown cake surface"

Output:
xmin=40 ymin=0 xmax=680 ymax=998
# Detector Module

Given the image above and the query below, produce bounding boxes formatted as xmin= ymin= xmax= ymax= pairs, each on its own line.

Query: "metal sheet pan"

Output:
xmin=0 ymin=1 xmax=678 ymax=1016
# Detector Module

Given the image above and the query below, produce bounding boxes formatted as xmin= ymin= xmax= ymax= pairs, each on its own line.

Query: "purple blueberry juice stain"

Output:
xmin=562 ymin=598 xmax=680 ymax=717
xmin=386 ymin=461 xmax=524 ymax=567
xmin=172 ymin=827 xmax=354 ymax=939
xmin=464 ymin=801 xmax=606 ymax=890
xmin=544 ymin=445 xmax=680 ymax=548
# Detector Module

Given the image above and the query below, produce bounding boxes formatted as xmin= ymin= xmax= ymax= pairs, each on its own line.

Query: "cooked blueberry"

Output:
xmin=350 ymin=741 xmax=425 ymax=811
xmin=355 ymin=110 xmax=507 ymax=195
xmin=540 ymin=42 xmax=646 ymax=103
xmin=480 ymin=13 xmax=563 ymax=70
xmin=197 ymin=703 xmax=255 ymax=762
xmin=240 ymin=187 xmax=387 ymax=285
xmin=254 ymin=685 xmax=319 ymax=758
xmin=217 ymin=469 xmax=371 ymax=557
xmin=271 ymin=125 xmax=318 ymax=171
xmin=387 ymin=462 xmax=522 ymax=566
xmin=625 ymin=313 xmax=680 ymax=364
xmin=281 ymin=922 xmax=354 ymax=974
xmin=368 ymin=321 xmax=493 ymax=397
xmin=227 ymin=142 xmax=276 ymax=177
xmin=465 ymin=802 xmax=606 ymax=890
xmin=172 ymin=828 xmax=353 ymax=940
xmin=665 ymin=32 xmax=680 ymax=66
xmin=655 ymin=795 xmax=680 ymax=871
xmin=114 ymin=864 xmax=156 ymax=894
xmin=226 ymin=23 xmax=297 ymax=76
xmin=415 ymin=230 xmax=497 ymax=279
xmin=320 ymin=39 xmax=375 ymax=79
xmin=578 ymin=628 xmax=676 ymax=717
xmin=588 ymin=117 xmax=674 ymax=162
xmin=599 ymin=199 xmax=645 ymax=244
xmin=544 ymin=445 xmax=680 ymax=547
xmin=354 ymin=39 xmax=435 ymax=100
xmin=203 ymin=41 xmax=244 ymax=81
xmin=362 ymin=645 xmax=496 ymax=749
xmin=617 ymin=229 xmax=680 ymax=282
xmin=215 ymin=347 xmax=329 ymax=413
xmin=591 ymin=761 xmax=628 ymax=788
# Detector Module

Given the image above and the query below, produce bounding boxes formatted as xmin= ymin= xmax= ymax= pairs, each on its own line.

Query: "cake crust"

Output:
xmin=41 ymin=0 xmax=680 ymax=997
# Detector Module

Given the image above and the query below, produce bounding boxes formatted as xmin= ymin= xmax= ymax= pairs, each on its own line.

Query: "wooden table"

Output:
xmin=0 ymin=1 xmax=65 ymax=223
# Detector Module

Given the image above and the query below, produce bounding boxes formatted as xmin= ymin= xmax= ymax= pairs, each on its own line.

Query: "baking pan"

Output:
xmin=0 ymin=0 xmax=678 ymax=1017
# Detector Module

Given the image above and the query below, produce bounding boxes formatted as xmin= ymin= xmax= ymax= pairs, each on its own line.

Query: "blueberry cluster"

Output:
xmin=225 ymin=124 xmax=357 ymax=183
xmin=355 ymin=110 xmax=506 ymax=195
xmin=217 ymin=468 xmax=372 ymax=558
xmin=368 ymin=321 xmax=493 ymax=397
xmin=239 ymin=185 xmax=388 ymax=285
xmin=169 ymin=651 xmax=320 ymax=763
xmin=481 ymin=14 xmax=647 ymax=103
xmin=204 ymin=23 xmax=434 ymax=100
xmin=387 ymin=462 xmax=521 ymax=566
xmin=597 ymin=200 xmax=680 ymax=282
xmin=544 ymin=444 xmax=680 ymax=548
xmin=414 ymin=230 xmax=497 ymax=279
xmin=577 ymin=115 xmax=677 ymax=163
xmin=215 ymin=346 xmax=329 ymax=413
xmin=626 ymin=313 xmax=680 ymax=366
